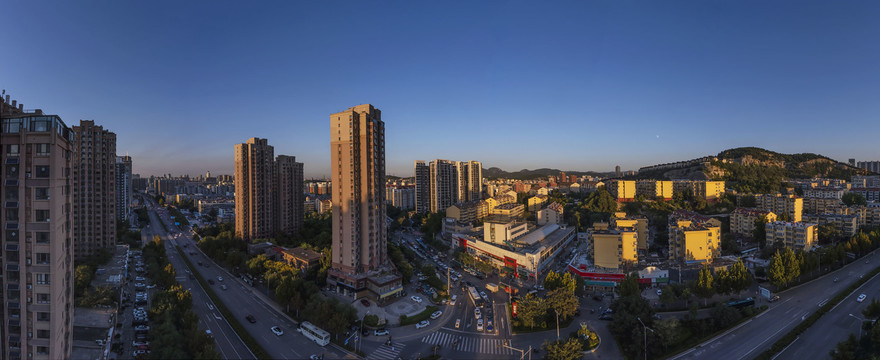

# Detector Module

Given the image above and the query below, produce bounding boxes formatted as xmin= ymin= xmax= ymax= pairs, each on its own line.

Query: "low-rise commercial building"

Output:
xmin=453 ymin=223 xmax=576 ymax=280
xmin=281 ymin=247 xmax=324 ymax=271
xmin=730 ymin=208 xmax=777 ymax=238
xmin=766 ymin=221 xmax=817 ymax=252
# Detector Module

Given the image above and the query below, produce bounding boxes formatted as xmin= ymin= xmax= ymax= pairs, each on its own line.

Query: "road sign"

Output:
xmin=758 ymin=286 xmax=771 ymax=299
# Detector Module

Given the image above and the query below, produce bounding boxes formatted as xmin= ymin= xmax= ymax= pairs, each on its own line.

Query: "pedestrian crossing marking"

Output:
xmin=367 ymin=342 xmax=406 ymax=360
xmin=421 ymin=331 xmax=511 ymax=355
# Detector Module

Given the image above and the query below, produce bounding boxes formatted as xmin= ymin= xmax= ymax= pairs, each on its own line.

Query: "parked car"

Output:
xmin=477 ymin=319 xmax=484 ymax=331
xmin=430 ymin=311 xmax=443 ymax=320
xmin=415 ymin=320 xmax=430 ymax=329
xmin=360 ymin=299 xmax=371 ymax=307
xmin=271 ymin=326 xmax=284 ymax=336
xmin=411 ymin=296 xmax=422 ymax=303
xmin=246 ymin=314 xmax=256 ymax=323
xmin=374 ymin=329 xmax=389 ymax=336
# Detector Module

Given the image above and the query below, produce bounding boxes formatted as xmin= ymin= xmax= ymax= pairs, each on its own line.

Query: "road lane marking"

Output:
xmin=737 ymin=316 xmax=800 ymax=360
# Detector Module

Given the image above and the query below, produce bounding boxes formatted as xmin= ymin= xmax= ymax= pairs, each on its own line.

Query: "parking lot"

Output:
xmin=115 ymin=249 xmax=156 ymax=359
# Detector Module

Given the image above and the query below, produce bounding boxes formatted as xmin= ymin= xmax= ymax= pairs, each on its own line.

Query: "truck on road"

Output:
xmin=486 ymin=283 xmax=499 ymax=293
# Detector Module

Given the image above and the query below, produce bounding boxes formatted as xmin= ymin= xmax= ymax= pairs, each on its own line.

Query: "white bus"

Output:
xmin=298 ymin=321 xmax=330 ymax=346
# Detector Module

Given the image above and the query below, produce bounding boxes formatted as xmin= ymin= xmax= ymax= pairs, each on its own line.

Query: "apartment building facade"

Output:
xmin=591 ymin=229 xmax=638 ymax=270
xmin=765 ymin=221 xmax=817 ymax=252
xmin=275 ymin=155 xmax=304 ymax=237
xmin=115 ymin=155 xmax=132 ymax=221
xmin=234 ymin=138 xmax=276 ymax=241
xmin=606 ymin=180 xmax=635 ymax=202
xmin=755 ymin=193 xmax=803 ymax=222
xmin=636 ymin=180 xmax=673 ymax=200
xmin=72 ymin=120 xmax=117 ymax=259
xmin=730 ymin=207 xmax=777 ymax=238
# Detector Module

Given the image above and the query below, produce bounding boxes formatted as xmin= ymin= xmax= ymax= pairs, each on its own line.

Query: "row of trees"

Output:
xmin=142 ymin=237 xmax=219 ymax=359
xmin=513 ymin=271 xmax=580 ymax=330
xmin=764 ymin=230 xmax=880 ymax=290
xmin=272 ymin=277 xmax=358 ymax=341
xmin=767 ymin=248 xmax=801 ymax=288
xmin=831 ymin=298 xmax=880 ymax=359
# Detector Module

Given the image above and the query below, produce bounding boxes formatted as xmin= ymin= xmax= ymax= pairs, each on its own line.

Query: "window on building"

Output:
xmin=6 ymin=208 xmax=18 ymax=221
xmin=35 ymin=210 xmax=49 ymax=222
xmin=36 ymin=346 xmax=49 ymax=355
xmin=35 ymin=232 xmax=49 ymax=244
xmin=36 ymin=329 xmax=50 ymax=339
xmin=35 ymin=188 xmax=49 ymax=200
xmin=5 ymin=187 xmax=18 ymax=201
xmin=36 ymin=253 xmax=49 ymax=265
xmin=36 ymin=293 xmax=49 ymax=304
xmin=35 ymin=144 xmax=50 ymax=156
xmin=37 ymin=312 xmax=49 ymax=321
xmin=6 ymin=164 xmax=19 ymax=178
xmin=36 ymin=273 xmax=50 ymax=285
xmin=6 ymin=144 xmax=19 ymax=155
xmin=35 ymin=166 xmax=49 ymax=178
xmin=6 ymin=230 xmax=18 ymax=242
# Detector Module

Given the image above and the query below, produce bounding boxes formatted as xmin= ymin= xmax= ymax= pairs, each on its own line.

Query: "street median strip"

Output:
xmin=176 ymin=246 xmax=272 ymax=360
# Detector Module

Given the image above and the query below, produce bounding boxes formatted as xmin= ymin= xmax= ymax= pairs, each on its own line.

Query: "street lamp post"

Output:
xmin=502 ymin=343 xmax=532 ymax=360
xmin=637 ymin=317 xmax=655 ymax=360
xmin=555 ymin=309 xmax=560 ymax=340
xmin=848 ymin=313 xmax=876 ymax=341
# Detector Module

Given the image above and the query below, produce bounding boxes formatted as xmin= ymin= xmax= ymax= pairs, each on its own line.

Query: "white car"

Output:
xmin=477 ymin=318 xmax=484 ymax=331
xmin=474 ymin=308 xmax=481 ymax=319
xmin=271 ymin=326 xmax=284 ymax=336
xmin=430 ymin=311 xmax=443 ymax=320
xmin=657 ymin=289 xmax=662 ymax=296
xmin=374 ymin=329 xmax=389 ymax=336
xmin=415 ymin=320 xmax=430 ymax=329
xmin=217 ymin=276 xmax=223 ymax=282
xmin=858 ymin=294 xmax=868 ymax=302
xmin=411 ymin=296 xmax=422 ymax=303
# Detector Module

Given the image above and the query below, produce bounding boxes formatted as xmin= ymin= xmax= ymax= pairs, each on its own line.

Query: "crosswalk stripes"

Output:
xmin=421 ymin=331 xmax=511 ymax=355
xmin=366 ymin=342 xmax=406 ymax=360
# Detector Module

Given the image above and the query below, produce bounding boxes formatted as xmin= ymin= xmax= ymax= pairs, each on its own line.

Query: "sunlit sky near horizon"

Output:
xmin=2 ymin=1 xmax=879 ymax=178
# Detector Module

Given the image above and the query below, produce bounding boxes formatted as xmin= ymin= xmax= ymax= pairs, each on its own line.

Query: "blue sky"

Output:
xmin=2 ymin=1 xmax=878 ymax=177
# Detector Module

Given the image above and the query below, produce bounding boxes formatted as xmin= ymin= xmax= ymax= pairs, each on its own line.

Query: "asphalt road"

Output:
xmin=776 ymin=256 xmax=880 ymax=360
xmin=670 ymin=250 xmax=880 ymax=360
xmin=149 ymin=203 xmax=341 ymax=359
xmin=145 ymin=205 xmax=254 ymax=360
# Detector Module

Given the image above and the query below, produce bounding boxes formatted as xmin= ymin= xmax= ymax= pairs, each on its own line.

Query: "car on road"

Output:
xmin=769 ymin=295 xmax=780 ymax=302
xmin=374 ymin=329 xmax=389 ymax=336
xmin=858 ymin=294 xmax=868 ymax=302
xmin=205 ymin=329 xmax=212 ymax=336
xmin=360 ymin=299 xmax=371 ymax=307
xmin=246 ymin=314 xmax=256 ymax=323
xmin=656 ymin=289 xmax=662 ymax=296
xmin=477 ymin=319 xmax=484 ymax=331
xmin=217 ymin=276 xmax=223 ymax=282
xmin=131 ymin=341 xmax=149 ymax=347
xmin=599 ymin=314 xmax=613 ymax=321
xmin=474 ymin=308 xmax=481 ymax=319
xmin=449 ymin=295 xmax=457 ymax=306
xmin=309 ymin=355 xmax=321 ymax=360
xmin=135 ymin=276 xmax=146 ymax=282
xmin=133 ymin=349 xmax=150 ymax=358
xmin=455 ymin=319 xmax=461 ymax=329
xmin=411 ymin=296 xmax=422 ymax=303
xmin=416 ymin=320 xmax=430 ymax=329
xmin=271 ymin=326 xmax=284 ymax=336
xmin=430 ymin=311 xmax=443 ymax=320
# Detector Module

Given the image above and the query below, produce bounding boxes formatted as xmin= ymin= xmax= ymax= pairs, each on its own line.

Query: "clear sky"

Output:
xmin=2 ymin=1 xmax=878 ymax=178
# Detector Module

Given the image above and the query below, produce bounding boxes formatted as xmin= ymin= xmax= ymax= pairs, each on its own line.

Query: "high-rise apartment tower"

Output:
xmin=72 ymin=120 xmax=117 ymax=259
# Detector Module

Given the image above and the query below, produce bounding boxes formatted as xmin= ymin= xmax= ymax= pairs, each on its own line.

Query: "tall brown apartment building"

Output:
xmin=328 ymin=105 xmax=401 ymax=302
xmin=234 ymin=138 xmax=276 ymax=241
xmin=72 ymin=120 xmax=117 ymax=259
xmin=275 ymin=155 xmax=303 ymax=236
xmin=234 ymin=138 xmax=304 ymax=242
xmin=1 ymin=95 xmax=75 ymax=360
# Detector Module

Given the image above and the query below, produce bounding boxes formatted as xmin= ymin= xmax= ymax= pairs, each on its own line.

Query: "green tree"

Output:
xmin=727 ymin=258 xmax=753 ymax=294
xmin=863 ymin=298 xmax=880 ymax=319
xmin=753 ymin=216 xmax=767 ymax=246
xmin=767 ymin=250 xmax=786 ymax=288
xmin=546 ymin=288 xmax=579 ymax=320
xmin=783 ymin=247 xmax=800 ymax=285
xmin=842 ymin=192 xmax=867 ymax=206
xmin=618 ymin=272 xmax=640 ymax=298
xmin=694 ymin=266 xmax=715 ymax=305
xmin=517 ymin=294 xmax=546 ymax=329
xmin=542 ymin=338 xmax=583 ymax=360
xmin=578 ymin=323 xmax=600 ymax=349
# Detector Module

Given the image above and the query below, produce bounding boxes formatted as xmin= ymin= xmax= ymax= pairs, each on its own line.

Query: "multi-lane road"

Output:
xmin=671 ymin=250 xmax=880 ymax=360
xmin=147 ymin=201 xmax=341 ymax=360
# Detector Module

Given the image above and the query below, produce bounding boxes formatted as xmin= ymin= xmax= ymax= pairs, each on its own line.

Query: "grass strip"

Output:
xmin=176 ymin=246 xmax=272 ymax=360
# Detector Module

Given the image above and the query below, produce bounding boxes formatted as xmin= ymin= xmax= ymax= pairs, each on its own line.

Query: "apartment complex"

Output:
xmin=327 ymin=105 xmax=401 ymax=302
xmin=668 ymin=212 xmax=721 ymax=263
xmin=537 ymin=202 xmax=564 ymax=226
xmin=591 ymin=229 xmax=638 ymax=270
xmin=852 ymin=175 xmax=880 ymax=188
xmin=730 ymin=207 xmax=777 ymax=238
xmin=72 ymin=120 xmax=117 ymax=259
xmin=385 ymin=185 xmax=415 ymax=211
xmin=636 ymin=180 xmax=673 ymax=200
xmin=755 ymin=193 xmax=803 ymax=222
xmin=527 ymin=195 xmax=548 ymax=212
xmin=415 ymin=159 xmax=483 ymax=213
xmin=115 ymin=156 xmax=132 ymax=221
xmin=610 ymin=212 xmax=649 ymax=251
xmin=1 ymin=101 xmax=75 ymax=360
xmin=802 ymin=187 xmax=846 ymax=199
xmin=850 ymin=188 xmax=880 ymax=203
xmin=803 ymin=213 xmax=859 ymax=238
xmin=672 ymin=180 xmax=726 ymax=200
xmin=803 ymin=197 xmax=844 ymax=215
xmin=446 ymin=200 xmax=488 ymax=224
xmin=606 ymin=180 xmax=635 ymax=202
xmin=234 ymin=138 xmax=304 ymax=241
xmin=857 ymin=161 xmax=880 ymax=174
xmin=765 ymin=221 xmax=817 ymax=252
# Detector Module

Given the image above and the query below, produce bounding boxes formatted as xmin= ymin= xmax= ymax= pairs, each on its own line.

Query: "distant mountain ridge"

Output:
xmin=482 ymin=167 xmax=614 ymax=180
xmin=630 ymin=147 xmax=869 ymax=193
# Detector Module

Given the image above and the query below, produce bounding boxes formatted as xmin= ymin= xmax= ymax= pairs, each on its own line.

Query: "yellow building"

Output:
xmin=537 ymin=202 xmax=564 ymax=226
xmin=592 ymin=222 xmax=610 ymax=231
xmin=730 ymin=208 xmax=777 ymax=237
xmin=591 ymin=229 xmax=638 ymax=270
xmin=528 ymin=195 xmax=548 ymax=212
xmin=755 ymin=194 xmax=803 ymax=222
xmin=636 ymin=180 xmax=673 ymax=200
xmin=672 ymin=180 xmax=726 ymax=201
xmin=765 ymin=221 xmax=817 ymax=252
xmin=492 ymin=203 xmax=525 ymax=220
xmin=610 ymin=212 xmax=649 ymax=251
xmin=803 ymin=197 xmax=844 ymax=215
xmin=668 ymin=219 xmax=720 ymax=263
xmin=606 ymin=180 xmax=636 ymax=202
xmin=494 ymin=194 xmax=517 ymax=206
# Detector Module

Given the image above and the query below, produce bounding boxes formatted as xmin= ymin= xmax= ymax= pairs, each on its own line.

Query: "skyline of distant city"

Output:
xmin=2 ymin=1 xmax=879 ymax=178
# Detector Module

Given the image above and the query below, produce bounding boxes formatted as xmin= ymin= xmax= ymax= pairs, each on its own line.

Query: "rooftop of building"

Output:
xmin=495 ymin=203 xmax=524 ymax=210
xmin=283 ymin=246 xmax=323 ymax=261
xmin=731 ymin=207 xmax=774 ymax=216
xmin=546 ymin=202 xmax=564 ymax=212
xmin=567 ymin=253 xmax=625 ymax=274
xmin=767 ymin=221 xmax=819 ymax=228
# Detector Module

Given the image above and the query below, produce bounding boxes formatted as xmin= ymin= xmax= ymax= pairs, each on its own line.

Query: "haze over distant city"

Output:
xmin=1 ymin=1 xmax=878 ymax=178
